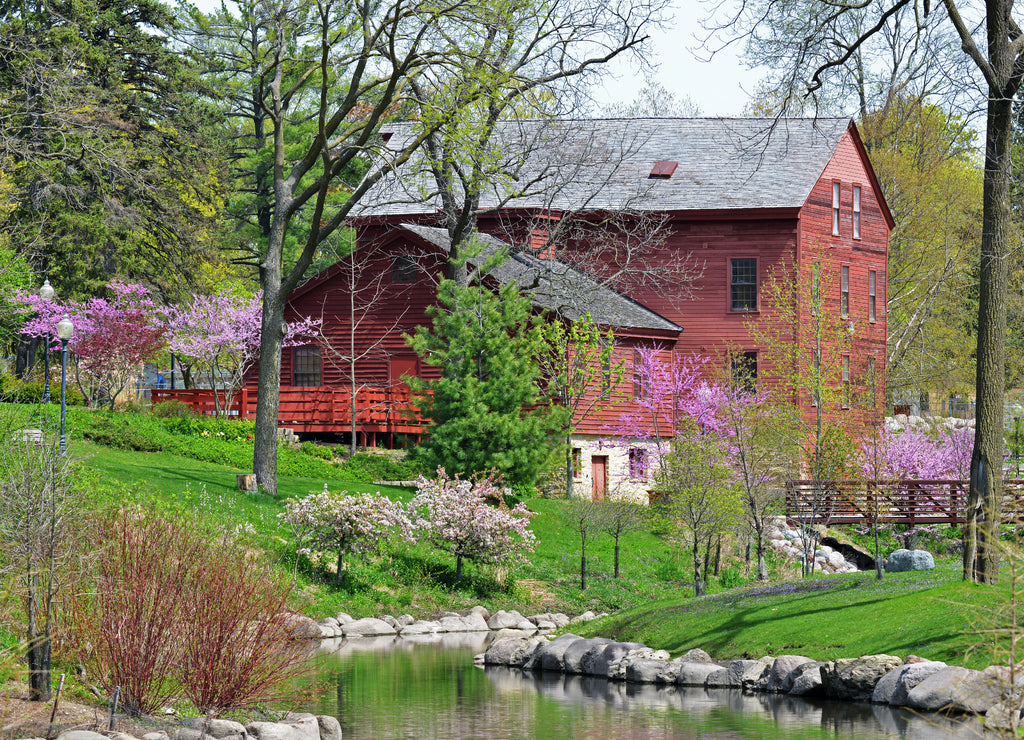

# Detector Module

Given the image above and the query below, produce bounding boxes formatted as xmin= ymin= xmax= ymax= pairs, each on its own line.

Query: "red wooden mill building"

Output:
xmin=163 ymin=117 xmax=893 ymax=499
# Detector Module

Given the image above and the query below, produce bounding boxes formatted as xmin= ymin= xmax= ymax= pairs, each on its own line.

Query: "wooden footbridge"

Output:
xmin=785 ymin=479 xmax=1024 ymax=525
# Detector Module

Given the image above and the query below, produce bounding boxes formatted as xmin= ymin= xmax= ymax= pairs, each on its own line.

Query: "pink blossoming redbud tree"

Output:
xmin=166 ymin=290 xmax=320 ymax=417
xmin=279 ymin=486 xmax=411 ymax=585
xmin=409 ymin=469 xmax=536 ymax=585
xmin=16 ymin=282 xmax=166 ymax=408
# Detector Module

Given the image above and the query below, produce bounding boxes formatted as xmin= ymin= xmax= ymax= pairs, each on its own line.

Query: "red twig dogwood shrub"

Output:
xmin=74 ymin=510 xmax=312 ymax=713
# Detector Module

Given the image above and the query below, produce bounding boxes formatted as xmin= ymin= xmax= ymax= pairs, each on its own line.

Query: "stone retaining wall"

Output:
xmin=479 ymin=634 xmax=1023 ymax=730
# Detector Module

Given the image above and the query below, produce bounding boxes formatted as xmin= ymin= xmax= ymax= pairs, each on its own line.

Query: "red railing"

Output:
xmin=150 ymin=386 xmax=427 ymax=434
xmin=785 ymin=479 xmax=1024 ymax=525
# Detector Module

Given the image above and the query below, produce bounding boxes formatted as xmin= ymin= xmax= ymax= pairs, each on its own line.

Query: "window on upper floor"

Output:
xmin=572 ymin=448 xmax=582 ymax=478
xmin=832 ymin=181 xmax=841 ymax=236
xmin=293 ymin=346 xmax=321 ymax=387
xmin=869 ymin=270 xmax=877 ymax=322
xmin=841 ymin=265 xmax=850 ymax=318
xmin=392 ymin=256 xmax=418 ymax=283
xmin=730 ymin=258 xmax=757 ymax=311
xmin=632 ymin=349 xmax=647 ymax=400
xmin=853 ymin=185 xmax=862 ymax=239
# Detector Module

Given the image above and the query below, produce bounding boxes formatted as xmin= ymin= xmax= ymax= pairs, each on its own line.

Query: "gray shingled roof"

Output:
xmin=399 ymin=224 xmax=682 ymax=333
xmin=355 ymin=117 xmax=850 ymax=217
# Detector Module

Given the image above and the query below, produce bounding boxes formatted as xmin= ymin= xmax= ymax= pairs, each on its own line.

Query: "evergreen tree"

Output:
xmin=408 ymin=279 xmax=567 ymax=487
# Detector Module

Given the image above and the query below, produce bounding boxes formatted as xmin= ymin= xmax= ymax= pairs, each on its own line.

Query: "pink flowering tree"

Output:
xmin=858 ymin=424 xmax=975 ymax=551
xmin=166 ymin=290 xmax=320 ymax=416
xmin=15 ymin=283 xmax=166 ymax=408
xmin=408 ymin=469 xmax=536 ymax=585
xmin=279 ymin=485 xmax=411 ymax=586
xmin=606 ymin=347 xmax=726 ymax=477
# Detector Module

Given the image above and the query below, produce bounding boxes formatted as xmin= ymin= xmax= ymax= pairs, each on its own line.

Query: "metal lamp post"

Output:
xmin=39 ymin=279 xmax=54 ymax=403
xmin=56 ymin=314 xmax=73 ymax=455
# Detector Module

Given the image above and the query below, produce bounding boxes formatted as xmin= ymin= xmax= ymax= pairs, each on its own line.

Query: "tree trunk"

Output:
xmin=580 ymin=531 xmax=587 ymax=590
xmin=614 ymin=536 xmax=620 ymax=579
xmin=692 ymin=538 xmax=704 ymax=597
xmin=756 ymin=531 xmax=768 ymax=581
xmin=253 ymin=283 xmax=286 ymax=495
xmin=565 ymin=438 xmax=574 ymax=498
xmin=336 ymin=549 xmax=344 ymax=586
xmin=455 ymin=553 xmax=464 ymax=585
xmin=965 ymin=77 xmax=1012 ymax=584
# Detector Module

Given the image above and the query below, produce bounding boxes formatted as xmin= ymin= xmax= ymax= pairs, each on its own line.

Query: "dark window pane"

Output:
xmin=293 ymin=346 xmax=321 ymax=387
xmin=731 ymin=258 xmax=757 ymax=311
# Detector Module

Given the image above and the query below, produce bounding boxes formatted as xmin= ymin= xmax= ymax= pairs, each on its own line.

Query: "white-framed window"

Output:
xmin=869 ymin=270 xmax=877 ymax=322
xmin=832 ymin=181 xmax=841 ymax=236
xmin=853 ymin=185 xmax=862 ymax=239
xmin=841 ymin=265 xmax=850 ymax=318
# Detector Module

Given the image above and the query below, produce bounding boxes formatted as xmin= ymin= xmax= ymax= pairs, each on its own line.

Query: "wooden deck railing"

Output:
xmin=150 ymin=386 xmax=427 ymax=434
xmin=785 ymin=479 xmax=1024 ymax=525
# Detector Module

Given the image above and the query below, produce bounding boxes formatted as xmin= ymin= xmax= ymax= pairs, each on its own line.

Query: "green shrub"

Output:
xmin=300 ymin=441 xmax=334 ymax=461
xmin=0 ymin=372 xmax=85 ymax=406
xmin=151 ymin=400 xmax=196 ymax=419
xmin=338 ymin=453 xmax=421 ymax=482
xmin=80 ymin=412 xmax=166 ymax=451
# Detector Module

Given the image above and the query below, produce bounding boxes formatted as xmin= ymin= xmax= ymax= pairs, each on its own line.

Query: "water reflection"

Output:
xmin=305 ymin=635 xmax=988 ymax=739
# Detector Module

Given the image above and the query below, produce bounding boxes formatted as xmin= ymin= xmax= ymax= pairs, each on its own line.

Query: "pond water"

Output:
xmin=303 ymin=634 xmax=988 ymax=740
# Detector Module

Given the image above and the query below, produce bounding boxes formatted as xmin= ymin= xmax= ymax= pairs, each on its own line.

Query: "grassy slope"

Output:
xmin=577 ymin=564 xmax=1017 ymax=669
xmin=69 ymin=428 xmax=1021 ymax=669
xmin=79 ymin=441 xmax=692 ymax=619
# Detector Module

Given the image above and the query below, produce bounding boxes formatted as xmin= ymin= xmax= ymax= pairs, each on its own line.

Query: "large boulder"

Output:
xmin=562 ymin=637 xmax=611 ymax=674
xmin=725 ymin=658 xmax=773 ymax=690
xmin=181 ymin=719 xmax=246 ymax=739
xmin=680 ymin=648 xmax=713 ymax=664
xmin=677 ymin=662 xmax=723 ymax=686
xmin=821 ymin=654 xmax=902 ymax=701
xmin=488 ymin=610 xmax=536 ymax=632
xmin=885 ymin=549 xmax=935 ymax=572
xmin=905 ymin=665 xmax=1009 ymax=714
xmin=578 ymin=641 xmax=645 ymax=678
xmin=399 ymin=620 xmax=439 ymax=635
xmin=483 ymin=635 xmax=543 ymax=666
xmin=787 ymin=661 xmax=828 ymax=697
xmin=341 ymin=617 xmax=397 ymax=637
xmin=765 ymin=655 xmax=815 ymax=693
xmin=871 ymin=660 xmax=948 ymax=705
xmin=624 ymin=657 xmax=669 ymax=684
xmin=247 ymin=713 xmax=319 ymax=740
xmin=527 ymin=633 xmax=583 ymax=672
xmin=315 ymin=716 xmax=341 ymax=740
xmin=607 ymin=648 xmax=670 ymax=681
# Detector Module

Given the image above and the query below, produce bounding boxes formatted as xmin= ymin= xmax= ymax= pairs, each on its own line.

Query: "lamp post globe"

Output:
xmin=39 ymin=279 xmax=54 ymax=403
xmin=56 ymin=314 xmax=73 ymax=455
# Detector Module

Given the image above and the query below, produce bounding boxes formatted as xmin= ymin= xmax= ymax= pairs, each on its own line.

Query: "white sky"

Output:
xmin=186 ymin=0 xmax=763 ymax=117
xmin=594 ymin=11 xmax=764 ymax=117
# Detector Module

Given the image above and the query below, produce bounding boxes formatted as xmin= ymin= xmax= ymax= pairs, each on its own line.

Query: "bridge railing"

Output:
xmin=785 ymin=479 xmax=1024 ymax=525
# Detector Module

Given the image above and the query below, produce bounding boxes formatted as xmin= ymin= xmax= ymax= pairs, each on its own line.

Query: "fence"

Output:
xmin=784 ymin=479 xmax=1024 ymax=525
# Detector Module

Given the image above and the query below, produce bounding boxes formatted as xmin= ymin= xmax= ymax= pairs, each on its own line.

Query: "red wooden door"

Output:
xmin=592 ymin=456 xmax=608 ymax=502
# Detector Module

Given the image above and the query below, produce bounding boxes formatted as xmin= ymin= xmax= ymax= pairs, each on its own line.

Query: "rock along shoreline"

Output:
xmin=477 ymin=632 xmax=1024 ymax=732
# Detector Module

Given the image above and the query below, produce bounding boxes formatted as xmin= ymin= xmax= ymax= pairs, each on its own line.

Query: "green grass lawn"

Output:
xmin=578 ymin=563 xmax=1019 ymax=669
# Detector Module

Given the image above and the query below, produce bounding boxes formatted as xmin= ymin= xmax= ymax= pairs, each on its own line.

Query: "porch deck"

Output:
xmin=151 ymin=386 xmax=427 ymax=441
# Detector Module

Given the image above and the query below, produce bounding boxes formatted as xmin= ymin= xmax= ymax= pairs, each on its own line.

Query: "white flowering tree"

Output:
xmin=409 ymin=469 xmax=536 ymax=585
xmin=279 ymin=486 xmax=410 ymax=586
